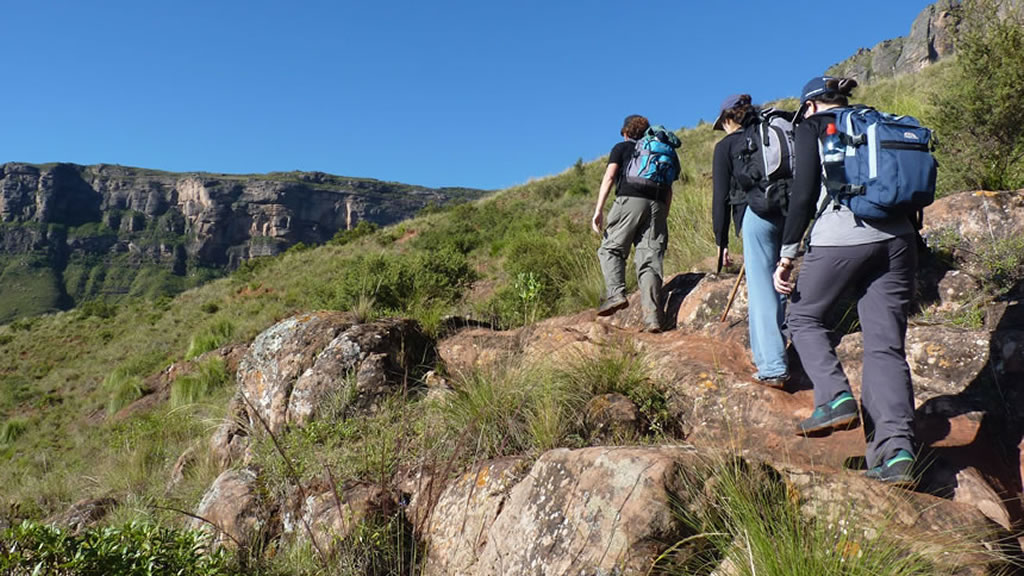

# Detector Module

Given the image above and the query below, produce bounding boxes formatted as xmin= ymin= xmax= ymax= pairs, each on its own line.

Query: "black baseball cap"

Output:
xmin=712 ymin=94 xmax=744 ymax=131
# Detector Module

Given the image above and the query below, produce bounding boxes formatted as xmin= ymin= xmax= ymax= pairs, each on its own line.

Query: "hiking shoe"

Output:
xmin=643 ymin=320 xmax=662 ymax=334
xmin=596 ymin=295 xmax=628 ymax=317
xmin=865 ymin=450 xmax=916 ymax=487
xmin=753 ymin=372 xmax=789 ymax=389
xmin=796 ymin=392 xmax=860 ymax=437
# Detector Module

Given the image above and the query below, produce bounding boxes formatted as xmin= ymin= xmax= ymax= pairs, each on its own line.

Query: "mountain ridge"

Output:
xmin=0 ymin=162 xmax=485 ymax=323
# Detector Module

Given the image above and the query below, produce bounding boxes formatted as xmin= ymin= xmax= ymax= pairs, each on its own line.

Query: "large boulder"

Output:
xmin=424 ymin=446 xmax=699 ymax=576
xmin=231 ymin=311 xmax=434 ymax=435
xmin=282 ymin=482 xmax=397 ymax=558
xmin=192 ymin=468 xmax=272 ymax=551
xmin=421 ymin=457 xmax=531 ymax=576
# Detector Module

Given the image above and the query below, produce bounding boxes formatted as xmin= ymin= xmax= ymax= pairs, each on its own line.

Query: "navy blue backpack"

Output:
xmin=826 ymin=106 xmax=937 ymax=220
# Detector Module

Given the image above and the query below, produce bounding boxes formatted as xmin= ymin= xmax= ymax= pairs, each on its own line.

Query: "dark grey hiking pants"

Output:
xmin=788 ymin=234 xmax=917 ymax=468
xmin=598 ymin=195 xmax=668 ymax=323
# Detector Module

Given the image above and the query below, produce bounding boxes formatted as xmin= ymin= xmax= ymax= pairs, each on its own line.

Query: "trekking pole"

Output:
xmin=720 ymin=264 xmax=745 ymax=322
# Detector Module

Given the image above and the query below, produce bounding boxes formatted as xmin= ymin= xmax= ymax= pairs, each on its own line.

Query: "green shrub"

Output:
xmin=978 ymin=236 xmax=1024 ymax=296
xmin=0 ymin=520 xmax=235 ymax=576
xmin=76 ymin=298 xmax=118 ymax=320
xmin=171 ymin=357 xmax=230 ymax=407
xmin=931 ymin=0 xmax=1024 ymax=193
xmin=186 ymin=318 xmax=235 ymax=360
xmin=327 ymin=248 xmax=475 ymax=317
xmin=330 ymin=219 xmax=379 ymax=246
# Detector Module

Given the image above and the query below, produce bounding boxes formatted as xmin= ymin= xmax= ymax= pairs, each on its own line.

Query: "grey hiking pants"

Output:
xmin=598 ymin=195 xmax=668 ymax=323
xmin=788 ymin=234 xmax=917 ymax=468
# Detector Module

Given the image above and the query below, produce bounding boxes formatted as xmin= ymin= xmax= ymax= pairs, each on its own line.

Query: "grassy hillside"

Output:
xmin=2 ymin=60 xmax=1007 ymax=574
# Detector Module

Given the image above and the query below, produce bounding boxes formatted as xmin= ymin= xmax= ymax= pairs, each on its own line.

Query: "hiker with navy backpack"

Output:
xmin=712 ymin=94 xmax=794 ymax=387
xmin=773 ymin=76 xmax=936 ymax=486
xmin=592 ymin=114 xmax=681 ymax=332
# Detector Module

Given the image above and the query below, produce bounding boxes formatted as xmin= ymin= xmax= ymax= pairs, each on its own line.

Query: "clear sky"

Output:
xmin=1 ymin=1 xmax=934 ymax=190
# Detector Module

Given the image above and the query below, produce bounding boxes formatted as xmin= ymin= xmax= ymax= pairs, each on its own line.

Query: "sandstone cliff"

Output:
xmin=827 ymin=0 xmax=1024 ymax=84
xmin=827 ymin=0 xmax=962 ymax=84
xmin=0 ymin=162 xmax=484 ymax=322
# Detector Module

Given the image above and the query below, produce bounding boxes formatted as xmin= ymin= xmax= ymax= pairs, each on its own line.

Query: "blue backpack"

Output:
xmin=825 ymin=106 xmax=937 ymax=220
xmin=625 ymin=125 xmax=681 ymax=190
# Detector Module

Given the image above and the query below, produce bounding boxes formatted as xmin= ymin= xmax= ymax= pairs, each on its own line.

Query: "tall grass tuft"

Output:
xmin=0 ymin=419 xmax=28 ymax=446
xmin=554 ymin=341 xmax=672 ymax=437
xmin=103 ymin=367 xmax=145 ymax=415
xmin=185 ymin=318 xmax=235 ymax=360
xmin=660 ymin=458 xmax=970 ymax=576
xmin=170 ymin=357 xmax=230 ymax=408
xmin=438 ymin=365 xmax=534 ymax=459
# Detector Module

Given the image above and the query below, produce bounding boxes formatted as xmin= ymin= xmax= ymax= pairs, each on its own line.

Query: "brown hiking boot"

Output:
xmin=596 ymin=294 xmax=628 ymax=316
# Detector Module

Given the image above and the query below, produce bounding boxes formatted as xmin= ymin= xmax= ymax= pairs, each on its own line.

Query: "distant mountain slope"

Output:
xmin=0 ymin=162 xmax=485 ymax=323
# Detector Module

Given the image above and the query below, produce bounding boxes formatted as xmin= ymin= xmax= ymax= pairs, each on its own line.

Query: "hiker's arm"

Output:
xmin=711 ymin=139 xmax=731 ymax=251
xmin=592 ymin=163 xmax=618 ymax=234
xmin=780 ymin=120 xmax=822 ymax=259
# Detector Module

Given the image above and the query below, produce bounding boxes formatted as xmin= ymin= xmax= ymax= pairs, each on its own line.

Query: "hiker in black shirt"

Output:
xmin=592 ymin=114 xmax=677 ymax=332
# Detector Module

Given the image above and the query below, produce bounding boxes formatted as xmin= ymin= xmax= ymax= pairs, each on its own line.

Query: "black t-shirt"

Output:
xmin=608 ymin=140 xmax=675 ymax=202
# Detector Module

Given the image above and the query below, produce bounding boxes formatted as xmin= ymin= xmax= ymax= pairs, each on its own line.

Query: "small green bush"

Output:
xmin=76 ymin=298 xmax=119 ymax=320
xmin=186 ymin=318 xmax=235 ymax=360
xmin=0 ymin=520 xmax=235 ymax=576
xmin=330 ymin=219 xmax=379 ymax=246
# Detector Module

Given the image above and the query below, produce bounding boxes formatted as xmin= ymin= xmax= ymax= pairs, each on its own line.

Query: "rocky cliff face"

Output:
xmin=827 ymin=0 xmax=1024 ymax=84
xmin=827 ymin=0 xmax=962 ymax=84
xmin=0 ymin=163 xmax=484 ymax=322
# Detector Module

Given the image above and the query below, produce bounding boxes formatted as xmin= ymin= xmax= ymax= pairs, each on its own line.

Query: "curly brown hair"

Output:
xmin=620 ymin=115 xmax=650 ymax=139
xmin=720 ymin=94 xmax=756 ymax=127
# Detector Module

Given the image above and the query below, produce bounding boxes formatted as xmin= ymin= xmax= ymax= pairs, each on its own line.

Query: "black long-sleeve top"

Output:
xmin=780 ymin=114 xmax=832 ymax=251
xmin=711 ymin=131 xmax=747 ymax=249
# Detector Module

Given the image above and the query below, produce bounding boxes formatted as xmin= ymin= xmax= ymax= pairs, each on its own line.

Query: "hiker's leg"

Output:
xmin=742 ymin=207 xmax=788 ymax=379
xmin=858 ymin=235 xmax=917 ymax=468
xmin=598 ymin=197 xmax=642 ymax=301
xmin=634 ymin=198 xmax=667 ymax=324
xmin=788 ymin=244 xmax=867 ymax=407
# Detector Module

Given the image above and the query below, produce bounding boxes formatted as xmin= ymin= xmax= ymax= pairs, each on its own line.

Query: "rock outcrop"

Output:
xmin=828 ymin=0 xmax=962 ymax=84
xmin=0 ymin=162 xmax=484 ymax=322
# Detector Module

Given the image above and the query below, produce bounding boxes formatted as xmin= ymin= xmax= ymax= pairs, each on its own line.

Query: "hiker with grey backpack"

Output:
xmin=773 ymin=76 xmax=936 ymax=486
xmin=592 ymin=114 xmax=681 ymax=333
xmin=712 ymin=94 xmax=795 ymax=388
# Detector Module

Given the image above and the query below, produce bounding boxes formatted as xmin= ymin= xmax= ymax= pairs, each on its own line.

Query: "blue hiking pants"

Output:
xmin=742 ymin=206 xmax=788 ymax=379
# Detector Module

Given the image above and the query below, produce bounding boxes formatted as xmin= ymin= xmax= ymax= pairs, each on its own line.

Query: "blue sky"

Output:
xmin=1 ymin=1 xmax=934 ymax=190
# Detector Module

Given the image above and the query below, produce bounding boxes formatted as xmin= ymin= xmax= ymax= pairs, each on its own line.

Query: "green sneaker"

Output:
xmin=865 ymin=449 xmax=916 ymax=487
xmin=796 ymin=392 xmax=860 ymax=437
